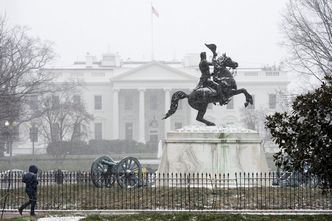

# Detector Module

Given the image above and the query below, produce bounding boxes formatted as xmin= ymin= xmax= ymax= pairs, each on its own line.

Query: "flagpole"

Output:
xmin=150 ymin=0 xmax=154 ymax=61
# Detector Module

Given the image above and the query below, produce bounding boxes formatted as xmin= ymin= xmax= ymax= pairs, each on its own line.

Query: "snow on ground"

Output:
xmin=38 ymin=217 xmax=85 ymax=221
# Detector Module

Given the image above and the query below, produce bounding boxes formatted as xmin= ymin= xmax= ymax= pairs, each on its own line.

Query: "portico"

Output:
xmin=111 ymin=61 xmax=196 ymax=143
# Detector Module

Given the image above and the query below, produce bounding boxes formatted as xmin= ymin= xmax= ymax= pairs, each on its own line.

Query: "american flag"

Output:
xmin=152 ymin=6 xmax=159 ymax=18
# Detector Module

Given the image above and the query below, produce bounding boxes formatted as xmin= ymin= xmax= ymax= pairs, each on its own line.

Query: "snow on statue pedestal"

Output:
xmin=158 ymin=125 xmax=269 ymax=178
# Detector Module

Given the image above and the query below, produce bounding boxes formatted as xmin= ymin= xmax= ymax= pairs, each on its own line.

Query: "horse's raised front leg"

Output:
xmin=196 ymin=108 xmax=216 ymax=126
xmin=229 ymin=88 xmax=253 ymax=107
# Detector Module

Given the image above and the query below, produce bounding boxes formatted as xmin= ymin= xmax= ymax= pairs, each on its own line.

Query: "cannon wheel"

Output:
xmin=91 ymin=156 xmax=116 ymax=188
xmin=116 ymin=157 xmax=142 ymax=188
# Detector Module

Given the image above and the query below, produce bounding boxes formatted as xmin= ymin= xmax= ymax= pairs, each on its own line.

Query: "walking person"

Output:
xmin=18 ymin=165 xmax=38 ymax=216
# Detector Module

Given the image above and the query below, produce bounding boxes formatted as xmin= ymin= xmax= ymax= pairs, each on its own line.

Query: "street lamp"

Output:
xmin=4 ymin=121 xmax=10 ymax=155
xmin=3 ymin=120 xmax=13 ymax=167
xmin=29 ymin=124 xmax=38 ymax=155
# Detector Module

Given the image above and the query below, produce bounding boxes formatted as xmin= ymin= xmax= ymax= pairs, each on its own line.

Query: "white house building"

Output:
xmin=11 ymin=53 xmax=290 ymax=155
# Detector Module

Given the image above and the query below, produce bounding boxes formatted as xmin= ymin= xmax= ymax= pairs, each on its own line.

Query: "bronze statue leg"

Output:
xmin=206 ymin=80 xmax=227 ymax=105
xmin=196 ymin=107 xmax=215 ymax=126
xmin=229 ymin=88 xmax=253 ymax=107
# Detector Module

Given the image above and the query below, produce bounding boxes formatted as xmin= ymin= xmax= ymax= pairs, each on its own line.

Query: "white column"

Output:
xmin=164 ymin=88 xmax=171 ymax=136
xmin=138 ymin=88 xmax=146 ymax=143
xmin=112 ymin=89 xmax=119 ymax=139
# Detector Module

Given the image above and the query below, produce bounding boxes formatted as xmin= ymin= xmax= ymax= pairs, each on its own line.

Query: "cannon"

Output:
xmin=90 ymin=155 xmax=142 ymax=188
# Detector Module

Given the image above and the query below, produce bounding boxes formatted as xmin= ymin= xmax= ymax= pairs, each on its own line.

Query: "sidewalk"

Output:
xmin=1 ymin=211 xmax=84 ymax=220
xmin=39 ymin=216 xmax=85 ymax=221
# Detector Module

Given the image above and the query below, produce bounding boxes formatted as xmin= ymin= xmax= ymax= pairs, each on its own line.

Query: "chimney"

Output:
xmin=101 ymin=53 xmax=121 ymax=67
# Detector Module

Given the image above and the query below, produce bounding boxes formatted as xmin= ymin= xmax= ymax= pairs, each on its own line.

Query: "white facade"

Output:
xmin=11 ymin=53 xmax=290 ymax=155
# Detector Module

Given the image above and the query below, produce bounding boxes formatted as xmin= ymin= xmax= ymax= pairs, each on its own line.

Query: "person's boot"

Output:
xmin=18 ymin=208 xmax=23 ymax=215
xmin=30 ymin=212 xmax=36 ymax=216
xmin=219 ymin=97 xmax=225 ymax=105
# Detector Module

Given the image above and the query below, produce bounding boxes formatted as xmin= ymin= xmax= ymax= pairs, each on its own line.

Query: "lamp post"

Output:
xmin=4 ymin=120 xmax=13 ymax=167
xmin=29 ymin=125 xmax=38 ymax=155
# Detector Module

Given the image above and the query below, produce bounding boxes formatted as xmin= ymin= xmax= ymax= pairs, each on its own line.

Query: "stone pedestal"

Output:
xmin=158 ymin=126 xmax=269 ymax=176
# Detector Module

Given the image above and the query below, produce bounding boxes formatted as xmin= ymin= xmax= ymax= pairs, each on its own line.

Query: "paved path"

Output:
xmin=39 ymin=216 xmax=85 ymax=221
xmin=1 ymin=211 xmax=85 ymax=220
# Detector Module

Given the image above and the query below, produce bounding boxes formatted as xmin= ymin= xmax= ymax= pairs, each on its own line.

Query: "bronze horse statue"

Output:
xmin=163 ymin=53 xmax=253 ymax=126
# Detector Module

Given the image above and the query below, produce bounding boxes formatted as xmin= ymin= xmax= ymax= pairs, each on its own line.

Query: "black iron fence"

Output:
xmin=1 ymin=171 xmax=331 ymax=210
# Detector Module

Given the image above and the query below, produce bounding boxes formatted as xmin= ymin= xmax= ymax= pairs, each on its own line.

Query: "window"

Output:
xmin=125 ymin=122 xmax=133 ymax=140
xmin=72 ymin=122 xmax=81 ymax=141
xmin=73 ymin=95 xmax=81 ymax=105
xmin=51 ymin=123 xmax=60 ymax=142
xmin=149 ymin=129 xmax=159 ymax=144
xmin=149 ymin=118 xmax=158 ymax=128
xmin=52 ymin=95 xmax=60 ymax=108
xmin=94 ymin=123 xmax=102 ymax=140
xmin=175 ymin=122 xmax=182 ymax=129
xmin=226 ymin=98 xmax=234 ymax=109
xmin=269 ymin=94 xmax=276 ymax=109
xmin=70 ymin=72 xmax=83 ymax=78
xmin=244 ymin=72 xmax=258 ymax=76
xmin=149 ymin=134 xmax=158 ymax=144
xmin=124 ymin=95 xmax=133 ymax=110
xmin=94 ymin=95 xmax=102 ymax=110
xmin=91 ymin=73 xmax=105 ymax=77
xmin=266 ymin=71 xmax=279 ymax=76
xmin=29 ymin=95 xmax=39 ymax=109
xmin=150 ymin=95 xmax=158 ymax=110
xmin=248 ymin=95 xmax=255 ymax=109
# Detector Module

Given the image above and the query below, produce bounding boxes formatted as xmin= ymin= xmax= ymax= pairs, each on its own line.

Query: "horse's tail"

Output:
xmin=162 ymin=91 xmax=188 ymax=120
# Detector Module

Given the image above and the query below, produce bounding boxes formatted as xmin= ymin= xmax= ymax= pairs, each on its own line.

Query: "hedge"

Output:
xmin=47 ymin=139 xmax=157 ymax=155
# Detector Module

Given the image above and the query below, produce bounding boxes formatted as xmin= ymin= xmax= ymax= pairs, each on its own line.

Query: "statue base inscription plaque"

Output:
xmin=158 ymin=125 xmax=269 ymax=177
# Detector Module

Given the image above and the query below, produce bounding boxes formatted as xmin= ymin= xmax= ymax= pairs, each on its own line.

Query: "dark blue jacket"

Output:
xmin=22 ymin=165 xmax=38 ymax=193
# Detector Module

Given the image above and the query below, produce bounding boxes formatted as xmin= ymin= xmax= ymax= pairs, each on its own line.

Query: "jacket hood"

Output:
xmin=29 ymin=165 xmax=38 ymax=174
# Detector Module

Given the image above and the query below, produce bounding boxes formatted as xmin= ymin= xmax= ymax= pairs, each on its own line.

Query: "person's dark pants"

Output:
xmin=19 ymin=190 xmax=36 ymax=215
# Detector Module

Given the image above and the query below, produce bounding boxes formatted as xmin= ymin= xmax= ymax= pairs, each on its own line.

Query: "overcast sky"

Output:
xmin=1 ymin=0 xmax=289 ymax=67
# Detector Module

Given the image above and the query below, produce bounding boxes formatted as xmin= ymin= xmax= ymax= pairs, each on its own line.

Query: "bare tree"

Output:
xmin=240 ymin=90 xmax=292 ymax=150
xmin=282 ymin=0 xmax=332 ymax=83
xmin=37 ymin=89 xmax=93 ymax=144
xmin=0 ymin=16 xmax=55 ymax=125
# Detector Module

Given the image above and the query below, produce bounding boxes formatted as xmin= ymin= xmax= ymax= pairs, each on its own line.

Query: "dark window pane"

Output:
xmin=124 ymin=95 xmax=133 ymax=110
xmin=125 ymin=122 xmax=133 ymax=140
xmin=269 ymin=94 xmax=276 ymax=109
xmin=94 ymin=123 xmax=102 ymax=140
xmin=94 ymin=95 xmax=102 ymax=110
xmin=150 ymin=95 xmax=158 ymax=110
xmin=73 ymin=95 xmax=81 ymax=105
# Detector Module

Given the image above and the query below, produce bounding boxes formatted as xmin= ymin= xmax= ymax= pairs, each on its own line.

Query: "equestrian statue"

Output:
xmin=162 ymin=43 xmax=253 ymax=126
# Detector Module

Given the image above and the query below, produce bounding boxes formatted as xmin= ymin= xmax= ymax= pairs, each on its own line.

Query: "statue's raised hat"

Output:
xmin=205 ymin=43 xmax=217 ymax=54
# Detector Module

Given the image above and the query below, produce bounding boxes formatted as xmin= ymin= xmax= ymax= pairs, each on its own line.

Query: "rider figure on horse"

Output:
xmin=194 ymin=44 xmax=226 ymax=105
xmin=163 ymin=43 xmax=253 ymax=126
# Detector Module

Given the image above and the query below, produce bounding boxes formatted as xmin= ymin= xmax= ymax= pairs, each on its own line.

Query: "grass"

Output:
xmin=1 ymin=181 xmax=331 ymax=210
